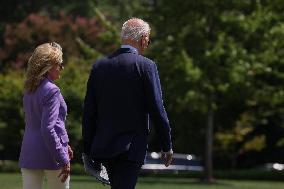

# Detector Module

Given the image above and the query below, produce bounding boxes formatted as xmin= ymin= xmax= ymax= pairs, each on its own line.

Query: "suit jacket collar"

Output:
xmin=121 ymin=45 xmax=138 ymax=54
xmin=108 ymin=47 xmax=138 ymax=58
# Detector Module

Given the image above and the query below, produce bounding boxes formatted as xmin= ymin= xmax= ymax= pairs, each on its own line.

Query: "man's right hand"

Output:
xmin=162 ymin=150 xmax=173 ymax=167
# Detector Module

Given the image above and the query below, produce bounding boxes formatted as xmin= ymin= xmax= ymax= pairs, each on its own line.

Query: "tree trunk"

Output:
xmin=204 ymin=105 xmax=215 ymax=183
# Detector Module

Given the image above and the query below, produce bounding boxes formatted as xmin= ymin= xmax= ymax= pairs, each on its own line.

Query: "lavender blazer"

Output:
xmin=19 ymin=78 xmax=70 ymax=170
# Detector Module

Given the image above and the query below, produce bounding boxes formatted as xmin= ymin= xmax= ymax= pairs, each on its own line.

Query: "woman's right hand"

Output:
xmin=68 ymin=145 xmax=74 ymax=160
xmin=58 ymin=162 xmax=70 ymax=183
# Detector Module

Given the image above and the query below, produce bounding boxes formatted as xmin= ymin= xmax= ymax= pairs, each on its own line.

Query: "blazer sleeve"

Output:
xmin=41 ymin=87 xmax=69 ymax=166
xmin=82 ymin=66 xmax=97 ymax=155
xmin=144 ymin=62 xmax=172 ymax=152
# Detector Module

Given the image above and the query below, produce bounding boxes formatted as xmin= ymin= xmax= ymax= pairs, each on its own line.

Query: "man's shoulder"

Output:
xmin=136 ymin=55 xmax=157 ymax=71
xmin=91 ymin=51 xmax=156 ymax=69
xmin=91 ymin=57 xmax=108 ymax=69
xmin=137 ymin=54 xmax=153 ymax=63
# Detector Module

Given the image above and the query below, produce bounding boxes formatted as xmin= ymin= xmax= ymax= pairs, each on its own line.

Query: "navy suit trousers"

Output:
xmin=102 ymin=153 xmax=142 ymax=189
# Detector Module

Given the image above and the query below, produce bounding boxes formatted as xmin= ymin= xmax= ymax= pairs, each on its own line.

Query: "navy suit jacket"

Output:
xmin=82 ymin=48 xmax=172 ymax=163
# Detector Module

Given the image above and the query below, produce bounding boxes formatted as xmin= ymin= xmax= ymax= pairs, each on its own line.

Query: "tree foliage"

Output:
xmin=0 ymin=13 xmax=116 ymax=70
xmin=140 ymin=0 xmax=284 ymax=169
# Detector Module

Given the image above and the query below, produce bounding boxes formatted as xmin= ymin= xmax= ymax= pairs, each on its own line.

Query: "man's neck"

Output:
xmin=121 ymin=44 xmax=138 ymax=53
xmin=121 ymin=39 xmax=143 ymax=54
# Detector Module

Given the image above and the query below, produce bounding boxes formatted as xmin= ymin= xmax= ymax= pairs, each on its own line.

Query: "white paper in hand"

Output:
xmin=82 ymin=153 xmax=110 ymax=185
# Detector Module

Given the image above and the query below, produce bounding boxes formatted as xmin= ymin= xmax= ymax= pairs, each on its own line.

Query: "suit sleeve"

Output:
xmin=144 ymin=62 xmax=172 ymax=152
xmin=82 ymin=66 xmax=97 ymax=155
xmin=41 ymin=88 xmax=69 ymax=166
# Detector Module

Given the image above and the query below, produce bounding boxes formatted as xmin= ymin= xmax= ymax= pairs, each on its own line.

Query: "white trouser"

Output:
xmin=21 ymin=168 xmax=70 ymax=189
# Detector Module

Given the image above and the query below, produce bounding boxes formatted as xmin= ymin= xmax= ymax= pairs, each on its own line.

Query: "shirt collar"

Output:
xmin=121 ymin=45 xmax=138 ymax=54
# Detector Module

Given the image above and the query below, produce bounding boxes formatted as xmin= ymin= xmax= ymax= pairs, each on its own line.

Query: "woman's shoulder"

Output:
xmin=40 ymin=78 xmax=59 ymax=91
xmin=37 ymin=78 xmax=61 ymax=100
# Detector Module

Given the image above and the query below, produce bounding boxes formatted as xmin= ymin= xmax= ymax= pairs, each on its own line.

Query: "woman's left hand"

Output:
xmin=68 ymin=145 xmax=74 ymax=160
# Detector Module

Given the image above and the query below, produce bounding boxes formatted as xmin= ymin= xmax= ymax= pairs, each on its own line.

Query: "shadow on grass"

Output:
xmin=138 ymin=177 xmax=233 ymax=186
xmin=71 ymin=175 xmax=234 ymax=187
xmin=71 ymin=176 xmax=98 ymax=183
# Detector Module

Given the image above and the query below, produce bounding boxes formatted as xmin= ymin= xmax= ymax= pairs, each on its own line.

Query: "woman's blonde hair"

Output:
xmin=24 ymin=42 xmax=63 ymax=93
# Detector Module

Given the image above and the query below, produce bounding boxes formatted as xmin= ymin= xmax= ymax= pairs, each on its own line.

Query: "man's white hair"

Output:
xmin=121 ymin=18 xmax=151 ymax=42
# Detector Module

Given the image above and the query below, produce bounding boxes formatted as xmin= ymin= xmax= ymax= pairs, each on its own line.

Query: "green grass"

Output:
xmin=1 ymin=172 xmax=284 ymax=189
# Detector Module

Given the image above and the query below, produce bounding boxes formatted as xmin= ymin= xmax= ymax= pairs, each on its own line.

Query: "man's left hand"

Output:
xmin=162 ymin=149 xmax=173 ymax=167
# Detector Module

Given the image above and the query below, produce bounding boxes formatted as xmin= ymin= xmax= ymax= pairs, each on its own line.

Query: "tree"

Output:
xmin=0 ymin=71 xmax=24 ymax=160
xmin=143 ymin=0 xmax=284 ymax=181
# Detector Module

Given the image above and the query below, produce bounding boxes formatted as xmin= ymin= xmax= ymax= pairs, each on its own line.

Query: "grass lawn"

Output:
xmin=0 ymin=172 xmax=284 ymax=189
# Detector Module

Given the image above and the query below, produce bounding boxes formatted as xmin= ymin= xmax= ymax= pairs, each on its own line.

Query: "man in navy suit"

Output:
xmin=82 ymin=18 xmax=173 ymax=189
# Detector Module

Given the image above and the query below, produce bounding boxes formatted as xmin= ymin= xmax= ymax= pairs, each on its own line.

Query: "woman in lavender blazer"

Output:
xmin=19 ymin=42 xmax=73 ymax=189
